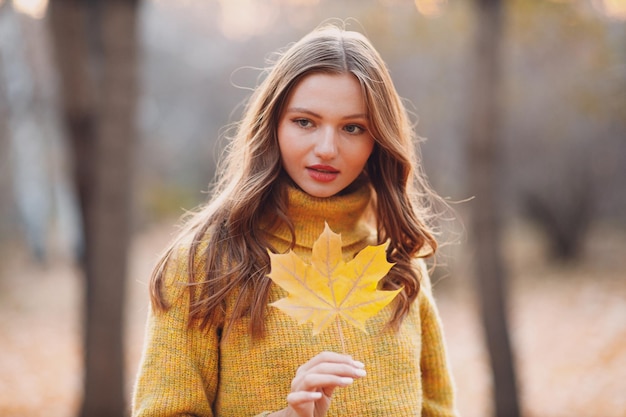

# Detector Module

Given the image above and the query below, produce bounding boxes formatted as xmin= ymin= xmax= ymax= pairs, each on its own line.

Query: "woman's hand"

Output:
xmin=271 ymin=351 xmax=366 ymax=417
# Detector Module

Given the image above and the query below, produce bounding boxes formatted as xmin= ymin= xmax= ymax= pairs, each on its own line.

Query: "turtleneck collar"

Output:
xmin=262 ymin=180 xmax=376 ymax=254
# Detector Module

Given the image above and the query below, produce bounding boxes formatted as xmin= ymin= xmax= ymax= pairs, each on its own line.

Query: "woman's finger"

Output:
xmin=286 ymin=390 xmax=323 ymax=406
xmin=298 ymin=362 xmax=367 ymax=380
xmin=292 ymin=373 xmax=355 ymax=392
xmin=295 ymin=351 xmax=356 ymax=373
xmin=296 ymin=352 xmax=365 ymax=376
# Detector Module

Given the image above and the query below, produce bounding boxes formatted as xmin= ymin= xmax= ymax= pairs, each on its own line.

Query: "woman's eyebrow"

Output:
xmin=285 ymin=107 xmax=368 ymax=120
xmin=284 ymin=107 xmax=320 ymax=117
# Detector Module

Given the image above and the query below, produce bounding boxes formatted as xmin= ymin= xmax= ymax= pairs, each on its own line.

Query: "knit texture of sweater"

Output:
xmin=132 ymin=183 xmax=458 ymax=417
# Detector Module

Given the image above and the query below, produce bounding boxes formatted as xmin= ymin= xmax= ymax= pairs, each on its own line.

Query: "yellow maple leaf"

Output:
xmin=267 ymin=222 xmax=401 ymax=340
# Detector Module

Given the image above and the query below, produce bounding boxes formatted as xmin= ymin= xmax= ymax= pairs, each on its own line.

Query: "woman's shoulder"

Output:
xmin=167 ymin=232 xmax=211 ymax=276
xmin=154 ymin=232 xmax=212 ymax=302
xmin=408 ymin=257 xmax=430 ymax=296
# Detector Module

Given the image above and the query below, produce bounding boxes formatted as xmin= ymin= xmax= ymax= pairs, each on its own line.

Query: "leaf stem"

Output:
xmin=336 ymin=316 xmax=346 ymax=353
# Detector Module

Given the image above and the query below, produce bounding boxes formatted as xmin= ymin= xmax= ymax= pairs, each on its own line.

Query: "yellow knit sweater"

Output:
xmin=132 ymin=184 xmax=458 ymax=417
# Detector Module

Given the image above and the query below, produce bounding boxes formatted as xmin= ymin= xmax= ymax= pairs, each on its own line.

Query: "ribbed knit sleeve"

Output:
xmin=418 ymin=264 xmax=459 ymax=417
xmin=132 ymin=250 xmax=220 ymax=417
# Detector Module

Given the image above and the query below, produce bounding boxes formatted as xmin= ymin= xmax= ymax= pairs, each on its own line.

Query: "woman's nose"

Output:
xmin=314 ymin=127 xmax=338 ymax=159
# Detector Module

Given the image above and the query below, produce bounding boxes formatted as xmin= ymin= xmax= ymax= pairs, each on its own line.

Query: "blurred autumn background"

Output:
xmin=0 ymin=0 xmax=625 ymax=416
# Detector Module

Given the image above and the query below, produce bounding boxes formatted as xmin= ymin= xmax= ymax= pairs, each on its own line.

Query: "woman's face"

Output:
xmin=277 ymin=72 xmax=375 ymax=198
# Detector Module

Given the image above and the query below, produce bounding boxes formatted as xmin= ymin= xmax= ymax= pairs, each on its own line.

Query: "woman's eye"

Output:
xmin=294 ymin=118 xmax=312 ymax=128
xmin=344 ymin=124 xmax=365 ymax=135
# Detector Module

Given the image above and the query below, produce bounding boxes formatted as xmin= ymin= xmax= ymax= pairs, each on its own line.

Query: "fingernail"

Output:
xmin=355 ymin=368 xmax=367 ymax=377
xmin=340 ymin=377 xmax=354 ymax=385
xmin=352 ymin=360 xmax=365 ymax=368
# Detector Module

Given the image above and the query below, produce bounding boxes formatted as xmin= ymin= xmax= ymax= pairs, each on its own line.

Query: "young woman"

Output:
xmin=132 ymin=24 xmax=458 ymax=417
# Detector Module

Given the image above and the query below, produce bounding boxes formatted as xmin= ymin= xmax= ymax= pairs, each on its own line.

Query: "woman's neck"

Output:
xmin=262 ymin=179 xmax=376 ymax=252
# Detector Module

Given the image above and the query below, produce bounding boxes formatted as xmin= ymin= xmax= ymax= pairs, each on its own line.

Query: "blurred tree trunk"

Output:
xmin=1 ymin=4 xmax=54 ymax=261
xmin=523 ymin=168 xmax=593 ymax=261
xmin=0 ymin=4 xmax=12 ymax=244
xmin=467 ymin=0 xmax=521 ymax=416
xmin=48 ymin=0 xmax=95 ymax=240
xmin=0 ymin=76 xmax=11 ymax=245
xmin=48 ymin=0 xmax=138 ymax=416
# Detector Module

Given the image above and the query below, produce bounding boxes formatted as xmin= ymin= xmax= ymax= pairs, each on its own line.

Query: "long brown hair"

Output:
xmin=150 ymin=24 xmax=441 ymax=338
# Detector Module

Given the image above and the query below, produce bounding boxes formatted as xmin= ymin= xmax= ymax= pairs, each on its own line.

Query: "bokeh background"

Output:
xmin=0 ymin=0 xmax=625 ymax=416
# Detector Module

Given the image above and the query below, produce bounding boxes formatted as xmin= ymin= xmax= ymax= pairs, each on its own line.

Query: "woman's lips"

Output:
xmin=307 ymin=165 xmax=339 ymax=182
